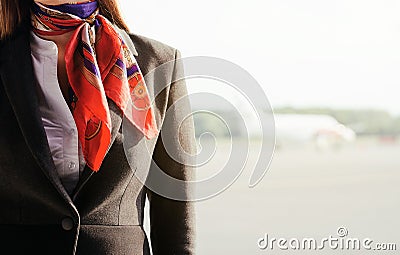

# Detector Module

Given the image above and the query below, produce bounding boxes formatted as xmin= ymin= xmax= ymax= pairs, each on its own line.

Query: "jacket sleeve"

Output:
xmin=146 ymin=49 xmax=196 ymax=255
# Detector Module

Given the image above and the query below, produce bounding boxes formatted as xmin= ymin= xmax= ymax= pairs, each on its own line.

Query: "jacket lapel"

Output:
xmin=0 ymin=26 xmax=73 ymax=202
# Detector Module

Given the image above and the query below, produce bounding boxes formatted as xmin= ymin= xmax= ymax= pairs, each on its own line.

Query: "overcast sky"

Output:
xmin=120 ymin=0 xmax=400 ymax=115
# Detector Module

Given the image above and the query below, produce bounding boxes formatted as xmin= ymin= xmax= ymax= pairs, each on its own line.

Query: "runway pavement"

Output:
xmin=192 ymin=138 xmax=400 ymax=254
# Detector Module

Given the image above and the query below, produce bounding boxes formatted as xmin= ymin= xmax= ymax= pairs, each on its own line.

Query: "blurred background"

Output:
xmin=121 ymin=0 xmax=400 ymax=254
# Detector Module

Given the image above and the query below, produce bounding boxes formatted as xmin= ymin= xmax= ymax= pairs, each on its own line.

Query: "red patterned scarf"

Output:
xmin=31 ymin=1 xmax=158 ymax=171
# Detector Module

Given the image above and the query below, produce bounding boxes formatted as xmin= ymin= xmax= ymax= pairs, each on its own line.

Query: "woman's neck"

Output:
xmin=36 ymin=30 xmax=74 ymax=103
xmin=33 ymin=1 xmax=94 ymax=103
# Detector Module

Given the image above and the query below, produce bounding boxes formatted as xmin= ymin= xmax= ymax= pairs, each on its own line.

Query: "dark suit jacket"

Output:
xmin=0 ymin=23 xmax=196 ymax=255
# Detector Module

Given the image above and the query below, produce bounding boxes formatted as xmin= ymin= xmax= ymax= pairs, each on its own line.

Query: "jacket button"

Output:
xmin=61 ymin=217 xmax=74 ymax=231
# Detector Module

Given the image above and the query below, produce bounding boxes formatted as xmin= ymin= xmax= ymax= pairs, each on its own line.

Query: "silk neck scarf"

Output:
xmin=31 ymin=1 xmax=158 ymax=171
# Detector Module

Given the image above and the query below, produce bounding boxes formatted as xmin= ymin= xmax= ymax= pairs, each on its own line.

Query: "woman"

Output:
xmin=0 ymin=0 xmax=196 ymax=254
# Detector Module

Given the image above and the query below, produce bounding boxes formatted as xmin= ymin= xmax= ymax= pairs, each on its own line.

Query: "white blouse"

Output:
xmin=30 ymin=31 xmax=85 ymax=195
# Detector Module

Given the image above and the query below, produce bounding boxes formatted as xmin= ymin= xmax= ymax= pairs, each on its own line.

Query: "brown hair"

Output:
xmin=0 ymin=0 xmax=129 ymax=40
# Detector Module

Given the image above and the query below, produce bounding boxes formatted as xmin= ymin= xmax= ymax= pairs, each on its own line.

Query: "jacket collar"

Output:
xmin=115 ymin=26 xmax=139 ymax=56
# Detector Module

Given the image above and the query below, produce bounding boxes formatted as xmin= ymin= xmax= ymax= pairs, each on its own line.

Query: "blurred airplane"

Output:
xmin=274 ymin=114 xmax=356 ymax=150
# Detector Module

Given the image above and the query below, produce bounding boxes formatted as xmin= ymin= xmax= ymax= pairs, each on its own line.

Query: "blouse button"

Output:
xmin=68 ymin=161 xmax=76 ymax=170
